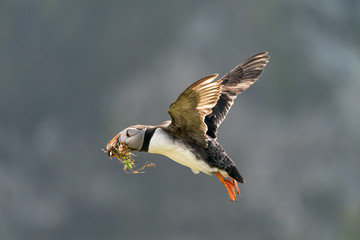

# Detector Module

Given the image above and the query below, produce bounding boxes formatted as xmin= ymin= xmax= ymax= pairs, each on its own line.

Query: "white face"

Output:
xmin=119 ymin=127 xmax=146 ymax=150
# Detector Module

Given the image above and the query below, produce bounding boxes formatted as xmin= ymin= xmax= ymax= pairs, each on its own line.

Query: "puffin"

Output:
xmin=105 ymin=52 xmax=269 ymax=201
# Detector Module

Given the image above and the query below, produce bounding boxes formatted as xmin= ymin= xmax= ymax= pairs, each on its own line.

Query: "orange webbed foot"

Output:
xmin=232 ymin=178 xmax=240 ymax=195
xmin=215 ymin=172 xmax=240 ymax=202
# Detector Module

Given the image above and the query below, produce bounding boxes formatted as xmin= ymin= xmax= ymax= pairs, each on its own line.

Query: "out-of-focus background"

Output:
xmin=1 ymin=1 xmax=359 ymax=239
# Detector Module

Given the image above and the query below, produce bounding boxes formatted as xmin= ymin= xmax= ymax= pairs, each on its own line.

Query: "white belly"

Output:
xmin=148 ymin=128 xmax=218 ymax=175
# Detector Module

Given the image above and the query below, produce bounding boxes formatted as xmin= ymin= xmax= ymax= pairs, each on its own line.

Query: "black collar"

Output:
xmin=140 ymin=127 xmax=156 ymax=152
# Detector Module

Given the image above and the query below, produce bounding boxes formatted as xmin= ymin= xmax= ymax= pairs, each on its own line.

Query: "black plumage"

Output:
xmin=205 ymin=139 xmax=244 ymax=183
xmin=205 ymin=52 xmax=269 ymax=139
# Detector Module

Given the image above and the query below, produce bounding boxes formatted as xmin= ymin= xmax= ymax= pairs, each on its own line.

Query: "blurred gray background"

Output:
xmin=1 ymin=0 xmax=359 ymax=240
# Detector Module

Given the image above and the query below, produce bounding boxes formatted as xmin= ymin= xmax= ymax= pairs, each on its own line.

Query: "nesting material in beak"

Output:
xmin=104 ymin=140 xmax=155 ymax=174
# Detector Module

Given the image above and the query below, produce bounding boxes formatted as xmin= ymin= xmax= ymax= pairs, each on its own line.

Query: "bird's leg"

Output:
xmin=215 ymin=172 xmax=236 ymax=201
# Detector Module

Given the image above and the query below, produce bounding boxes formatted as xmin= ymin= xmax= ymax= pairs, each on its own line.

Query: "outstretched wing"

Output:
xmin=167 ymin=74 xmax=222 ymax=147
xmin=205 ymin=52 xmax=270 ymax=139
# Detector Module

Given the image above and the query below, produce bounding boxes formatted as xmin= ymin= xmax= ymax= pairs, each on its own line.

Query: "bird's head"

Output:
xmin=105 ymin=125 xmax=147 ymax=157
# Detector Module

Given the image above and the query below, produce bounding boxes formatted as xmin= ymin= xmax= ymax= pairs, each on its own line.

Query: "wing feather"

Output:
xmin=205 ymin=52 xmax=270 ymax=139
xmin=167 ymin=74 xmax=221 ymax=146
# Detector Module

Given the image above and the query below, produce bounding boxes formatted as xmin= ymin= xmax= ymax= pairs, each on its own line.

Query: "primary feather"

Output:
xmin=205 ymin=52 xmax=269 ymax=139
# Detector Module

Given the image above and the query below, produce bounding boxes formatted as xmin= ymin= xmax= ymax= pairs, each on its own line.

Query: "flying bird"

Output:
xmin=105 ymin=52 xmax=269 ymax=201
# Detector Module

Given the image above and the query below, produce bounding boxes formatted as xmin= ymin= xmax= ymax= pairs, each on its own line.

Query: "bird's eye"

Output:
xmin=126 ymin=131 xmax=130 ymax=138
